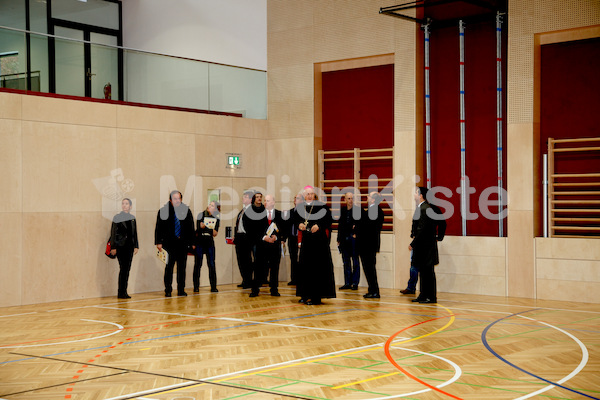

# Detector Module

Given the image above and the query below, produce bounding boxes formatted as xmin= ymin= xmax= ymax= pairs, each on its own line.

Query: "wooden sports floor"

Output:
xmin=1 ymin=285 xmax=599 ymax=400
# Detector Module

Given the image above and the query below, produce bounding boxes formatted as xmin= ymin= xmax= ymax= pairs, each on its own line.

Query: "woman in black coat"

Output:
xmin=110 ymin=198 xmax=139 ymax=299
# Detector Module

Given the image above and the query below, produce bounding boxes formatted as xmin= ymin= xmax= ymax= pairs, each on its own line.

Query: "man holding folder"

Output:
xmin=249 ymin=194 xmax=286 ymax=297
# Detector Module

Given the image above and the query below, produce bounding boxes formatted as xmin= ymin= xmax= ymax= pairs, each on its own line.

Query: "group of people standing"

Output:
xmin=233 ymin=186 xmax=386 ymax=304
xmin=109 ymin=185 xmax=442 ymax=304
xmin=109 ymin=190 xmax=221 ymax=299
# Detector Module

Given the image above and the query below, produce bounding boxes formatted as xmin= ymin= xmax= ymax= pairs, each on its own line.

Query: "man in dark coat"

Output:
xmin=284 ymin=193 xmax=303 ymax=286
xmin=400 ymin=197 xmax=446 ymax=295
xmin=249 ymin=194 xmax=286 ymax=297
xmin=337 ymin=191 xmax=361 ymax=290
xmin=155 ymin=190 xmax=194 ymax=297
xmin=359 ymin=191 xmax=385 ymax=298
xmin=295 ymin=186 xmax=336 ymax=305
xmin=409 ymin=186 xmax=439 ymax=304
xmin=233 ymin=190 xmax=254 ymax=288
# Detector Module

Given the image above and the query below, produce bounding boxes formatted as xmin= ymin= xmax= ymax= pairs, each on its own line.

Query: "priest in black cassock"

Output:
xmin=295 ymin=186 xmax=336 ymax=305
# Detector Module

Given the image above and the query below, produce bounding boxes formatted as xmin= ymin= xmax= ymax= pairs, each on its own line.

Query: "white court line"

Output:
xmin=105 ymin=341 xmax=462 ymax=400
xmin=513 ymin=314 xmax=590 ymax=400
xmin=103 ymin=342 xmax=387 ymax=400
xmin=368 ymin=346 xmax=463 ymax=400
xmin=0 ymin=320 xmax=123 ymax=348
xmin=438 ymin=299 xmax=600 ymax=315
xmin=0 ymin=312 xmax=38 ymax=318
xmin=96 ymin=306 xmax=399 ymax=338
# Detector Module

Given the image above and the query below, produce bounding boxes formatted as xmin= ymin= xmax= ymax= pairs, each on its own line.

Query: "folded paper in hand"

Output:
xmin=266 ymin=222 xmax=278 ymax=236
xmin=157 ymin=248 xmax=169 ymax=264
xmin=204 ymin=217 xmax=217 ymax=230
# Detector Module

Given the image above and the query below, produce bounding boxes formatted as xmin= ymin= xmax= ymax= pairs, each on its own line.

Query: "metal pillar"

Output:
xmin=543 ymin=154 xmax=548 ymax=237
xmin=424 ymin=23 xmax=432 ymax=189
xmin=459 ymin=20 xmax=467 ymax=236
xmin=496 ymin=12 xmax=504 ymax=237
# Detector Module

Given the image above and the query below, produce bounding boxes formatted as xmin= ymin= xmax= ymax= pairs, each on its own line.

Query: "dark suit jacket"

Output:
xmin=233 ymin=206 xmax=251 ymax=245
xmin=410 ymin=202 xmax=438 ymax=267
xmin=337 ymin=205 xmax=361 ymax=242
xmin=254 ymin=208 xmax=286 ymax=247
xmin=154 ymin=202 xmax=194 ymax=250
xmin=358 ymin=205 xmax=384 ymax=254
xmin=110 ymin=212 xmax=139 ymax=249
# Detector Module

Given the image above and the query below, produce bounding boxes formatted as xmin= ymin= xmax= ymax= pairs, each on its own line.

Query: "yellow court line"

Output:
xmin=333 ymin=372 xmax=402 ymax=389
xmin=158 ymin=304 xmax=456 ymax=396
xmin=332 ymin=304 xmax=456 ymax=390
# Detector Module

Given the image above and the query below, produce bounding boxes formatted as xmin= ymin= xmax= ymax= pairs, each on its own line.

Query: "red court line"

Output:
xmin=384 ymin=315 xmax=464 ymax=400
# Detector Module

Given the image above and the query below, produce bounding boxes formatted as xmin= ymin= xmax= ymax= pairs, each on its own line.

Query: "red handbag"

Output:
xmin=105 ymin=239 xmax=116 ymax=259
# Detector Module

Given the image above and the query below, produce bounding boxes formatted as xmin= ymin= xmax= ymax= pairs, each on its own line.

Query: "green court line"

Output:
xmin=222 ymin=310 xmax=600 ymax=400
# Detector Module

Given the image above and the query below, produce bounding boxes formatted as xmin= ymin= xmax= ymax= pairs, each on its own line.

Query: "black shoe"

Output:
xmin=211 ymin=288 xmax=219 ymax=293
xmin=400 ymin=289 xmax=416 ymax=295
xmin=351 ymin=285 xmax=358 ymax=290
xmin=178 ymin=292 xmax=187 ymax=297
xmin=165 ymin=292 xmax=172 ymax=297
xmin=237 ymin=283 xmax=244 ymax=287
xmin=419 ymin=298 xmax=437 ymax=304
xmin=298 ymin=298 xmax=307 ymax=303
xmin=339 ymin=284 xmax=351 ymax=290
xmin=270 ymin=291 xmax=280 ymax=296
xmin=249 ymin=292 xmax=259 ymax=297
xmin=364 ymin=293 xmax=380 ymax=299
xmin=118 ymin=294 xmax=131 ymax=299
xmin=306 ymin=300 xmax=322 ymax=305
xmin=288 ymin=281 xmax=296 ymax=286
xmin=194 ymin=288 xmax=199 ymax=293
xmin=412 ymin=297 xmax=424 ymax=302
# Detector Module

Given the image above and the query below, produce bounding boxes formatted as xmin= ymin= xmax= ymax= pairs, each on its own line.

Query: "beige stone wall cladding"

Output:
xmin=267 ymin=0 xmax=600 ymax=303
xmin=507 ymin=0 xmax=600 ymax=302
xmin=1 ymin=0 xmax=599 ymax=307
xmin=0 ymin=92 xmax=268 ymax=307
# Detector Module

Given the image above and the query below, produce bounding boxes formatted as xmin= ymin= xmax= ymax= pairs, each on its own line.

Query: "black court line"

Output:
xmin=0 ymin=371 xmax=128 ymax=397
xmin=9 ymin=352 xmax=315 ymax=400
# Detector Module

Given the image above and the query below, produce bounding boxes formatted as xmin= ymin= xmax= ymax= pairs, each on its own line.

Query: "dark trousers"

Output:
xmin=287 ymin=235 xmax=299 ymax=283
xmin=194 ymin=245 xmax=216 ymax=289
xmin=360 ymin=251 xmax=379 ymax=295
xmin=252 ymin=243 xmax=281 ymax=294
xmin=340 ymin=236 xmax=360 ymax=286
xmin=235 ymin=234 xmax=253 ymax=286
xmin=418 ymin=263 xmax=437 ymax=301
xmin=164 ymin=241 xmax=188 ymax=294
xmin=116 ymin=245 xmax=134 ymax=295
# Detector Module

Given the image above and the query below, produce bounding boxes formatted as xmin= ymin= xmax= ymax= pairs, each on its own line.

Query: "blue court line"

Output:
xmin=481 ymin=308 xmax=600 ymax=400
xmin=1 ymin=309 xmax=353 ymax=364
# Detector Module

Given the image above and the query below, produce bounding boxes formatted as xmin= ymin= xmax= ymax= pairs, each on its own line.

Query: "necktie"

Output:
xmin=268 ymin=210 xmax=272 ymax=225
xmin=174 ymin=214 xmax=181 ymax=238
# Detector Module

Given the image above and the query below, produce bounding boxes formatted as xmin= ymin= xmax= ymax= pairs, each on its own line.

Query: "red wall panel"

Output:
xmin=429 ymin=20 xmax=507 ymax=236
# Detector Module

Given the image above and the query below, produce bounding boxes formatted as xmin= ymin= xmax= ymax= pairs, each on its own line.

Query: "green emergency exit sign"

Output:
xmin=226 ymin=153 xmax=241 ymax=169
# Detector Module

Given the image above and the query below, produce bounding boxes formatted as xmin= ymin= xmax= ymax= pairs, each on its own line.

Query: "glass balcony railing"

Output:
xmin=0 ymin=26 xmax=267 ymax=119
